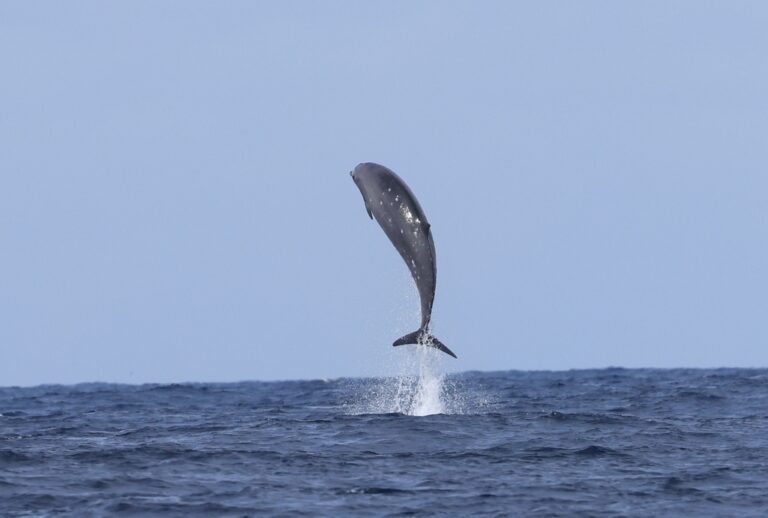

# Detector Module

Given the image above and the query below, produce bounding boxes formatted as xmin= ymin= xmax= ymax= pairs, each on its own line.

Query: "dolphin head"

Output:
xmin=349 ymin=163 xmax=366 ymax=182
xmin=350 ymin=163 xmax=372 ymax=189
xmin=351 ymin=162 xmax=382 ymax=179
xmin=350 ymin=163 xmax=379 ymax=219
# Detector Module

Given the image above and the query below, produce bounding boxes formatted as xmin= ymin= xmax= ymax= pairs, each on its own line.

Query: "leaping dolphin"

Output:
xmin=350 ymin=162 xmax=457 ymax=359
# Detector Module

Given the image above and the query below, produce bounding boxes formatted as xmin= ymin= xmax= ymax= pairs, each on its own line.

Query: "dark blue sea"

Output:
xmin=2 ymin=366 xmax=768 ymax=516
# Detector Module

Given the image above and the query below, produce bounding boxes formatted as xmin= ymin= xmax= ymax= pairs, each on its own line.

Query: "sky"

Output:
xmin=1 ymin=2 xmax=767 ymax=386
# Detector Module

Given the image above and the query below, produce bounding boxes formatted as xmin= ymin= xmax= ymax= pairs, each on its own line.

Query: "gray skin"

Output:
xmin=351 ymin=162 xmax=456 ymax=358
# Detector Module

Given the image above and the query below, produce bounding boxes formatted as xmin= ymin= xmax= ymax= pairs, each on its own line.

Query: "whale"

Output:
xmin=350 ymin=162 xmax=457 ymax=358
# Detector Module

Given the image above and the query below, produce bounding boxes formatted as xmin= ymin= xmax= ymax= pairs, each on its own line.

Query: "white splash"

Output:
xmin=346 ymin=344 xmax=472 ymax=416
xmin=409 ymin=345 xmax=445 ymax=416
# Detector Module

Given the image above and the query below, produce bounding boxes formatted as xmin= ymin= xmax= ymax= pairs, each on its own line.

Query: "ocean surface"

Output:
xmin=2 ymin=359 xmax=768 ymax=516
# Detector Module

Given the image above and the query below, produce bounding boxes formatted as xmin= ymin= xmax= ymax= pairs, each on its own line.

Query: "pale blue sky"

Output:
xmin=1 ymin=2 xmax=767 ymax=386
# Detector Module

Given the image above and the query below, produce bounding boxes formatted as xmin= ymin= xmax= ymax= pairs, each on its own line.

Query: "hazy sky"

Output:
xmin=2 ymin=2 xmax=767 ymax=386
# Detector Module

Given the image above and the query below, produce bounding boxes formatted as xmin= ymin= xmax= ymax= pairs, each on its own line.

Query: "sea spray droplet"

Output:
xmin=346 ymin=346 xmax=475 ymax=416
xmin=410 ymin=347 xmax=445 ymax=416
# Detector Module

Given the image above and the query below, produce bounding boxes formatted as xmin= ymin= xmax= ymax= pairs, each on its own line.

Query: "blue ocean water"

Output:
xmin=2 ymin=362 xmax=768 ymax=516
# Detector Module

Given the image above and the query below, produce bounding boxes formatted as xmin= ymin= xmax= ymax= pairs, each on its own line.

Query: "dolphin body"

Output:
xmin=350 ymin=162 xmax=457 ymax=359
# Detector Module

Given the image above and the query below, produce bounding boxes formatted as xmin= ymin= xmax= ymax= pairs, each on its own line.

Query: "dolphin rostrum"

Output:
xmin=350 ymin=162 xmax=457 ymax=358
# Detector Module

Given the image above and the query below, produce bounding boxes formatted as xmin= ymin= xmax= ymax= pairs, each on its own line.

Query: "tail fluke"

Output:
xmin=430 ymin=336 xmax=458 ymax=359
xmin=392 ymin=330 xmax=422 ymax=347
xmin=392 ymin=329 xmax=458 ymax=359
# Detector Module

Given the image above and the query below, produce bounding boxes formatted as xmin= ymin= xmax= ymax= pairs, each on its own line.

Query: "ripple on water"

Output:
xmin=1 ymin=368 xmax=767 ymax=515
